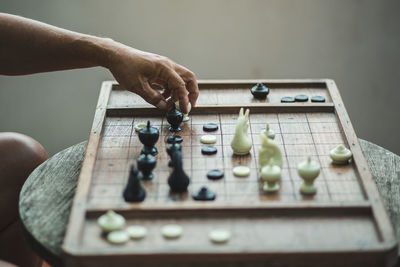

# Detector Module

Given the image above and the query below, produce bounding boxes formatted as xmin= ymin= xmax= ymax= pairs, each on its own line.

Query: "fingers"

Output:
xmin=137 ymin=81 xmax=168 ymax=110
xmin=174 ymin=64 xmax=199 ymax=107
xmin=165 ymin=70 xmax=190 ymax=113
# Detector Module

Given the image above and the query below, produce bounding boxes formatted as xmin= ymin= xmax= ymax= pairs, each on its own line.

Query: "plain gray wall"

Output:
xmin=0 ymin=0 xmax=399 ymax=155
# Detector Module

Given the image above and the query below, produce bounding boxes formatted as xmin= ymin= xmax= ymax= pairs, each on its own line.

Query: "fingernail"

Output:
xmin=155 ymin=100 xmax=168 ymax=110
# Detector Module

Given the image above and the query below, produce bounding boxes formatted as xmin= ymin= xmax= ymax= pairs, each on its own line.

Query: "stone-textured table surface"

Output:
xmin=19 ymin=140 xmax=400 ymax=267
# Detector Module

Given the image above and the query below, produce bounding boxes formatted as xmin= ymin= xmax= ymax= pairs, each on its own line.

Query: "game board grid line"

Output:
xmin=276 ymin=114 xmax=296 ymax=201
xmin=218 ymin=113 xmax=227 ymax=197
xmin=305 ymin=114 xmax=332 ymax=200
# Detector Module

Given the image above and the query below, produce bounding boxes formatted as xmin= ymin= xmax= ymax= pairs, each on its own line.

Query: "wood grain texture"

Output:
xmin=19 ymin=140 xmax=400 ymax=266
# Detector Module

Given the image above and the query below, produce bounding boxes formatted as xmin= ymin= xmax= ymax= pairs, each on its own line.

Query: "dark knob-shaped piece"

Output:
xmin=123 ymin=165 xmax=146 ymax=202
xmin=166 ymin=106 xmax=183 ymax=132
xmin=168 ymin=150 xmax=190 ymax=193
xmin=137 ymin=153 xmax=156 ymax=180
xmin=251 ymin=82 xmax=269 ymax=99
xmin=192 ymin=186 xmax=216 ymax=201
xmin=138 ymin=121 xmax=159 ymax=155
xmin=167 ymin=139 xmax=182 ymax=167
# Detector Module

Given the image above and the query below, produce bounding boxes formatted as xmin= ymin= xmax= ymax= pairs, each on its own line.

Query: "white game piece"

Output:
xmin=126 ymin=225 xmax=147 ymax=239
xmin=297 ymin=156 xmax=320 ymax=195
xmin=134 ymin=123 xmax=147 ymax=132
xmin=161 ymin=224 xmax=183 ymax=239
xmin=258 ymin=134 xmax=283 ymax=170
xmin=329 ymin=144 xmax=352 ymax=164
xmin=175 ymin=101 xmax=191 ymax=122
xmin=209 ymin=229 xmax=231 ymax=244
xmin=231 ymin=108 xmax=252 ymax=155
xmin=200 ymin=135 xmax=217 ymax=144
xmin=262 ymin=123 xmax=275 ymax=139
xmin=107 ymin=230 xmax=130 ymax=244
xmin=261 ymin=159 xmax=281 ymax=192
xmin=97 ymin=210 xmax=126 ymax=233
xmin=233 ymin=166 xmax=250 ymax=177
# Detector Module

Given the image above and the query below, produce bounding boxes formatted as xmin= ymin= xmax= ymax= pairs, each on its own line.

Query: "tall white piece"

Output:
xmin=297 ymin=156 xmax=320 ymax=195
xmin=258 ymin=134 xmax=283 ymax=169
xmin=231 ymin=108 xmax=252 ymax=155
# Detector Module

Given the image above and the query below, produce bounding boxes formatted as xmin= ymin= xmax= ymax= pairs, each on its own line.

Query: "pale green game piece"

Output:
xmin=230 ymin=108 xmax=252 ymax=155
xmin=161 ymin=224 xmax=183 ymax=239
xmin=175 ymin=101 xmax=191 ymax=122
xmin=262 ymin=123 xmax=275 ymax=139
xmin=97 ymin=210 xmax=126 ymax=233
xmin=107 ymin=230 xmax=129 ymax=244
xmin=330 ymin=144 xmax=353 ymax=164
xmin=134 ymin=123 xmax=147 ymax=132
xmin=261 ymin=159 xmax=281 ymax=192
xmin=200 ymin=135 xmax=217 ymax=144
xmin=258 ymin=133 xmax=283 ymax=170
xmin=209 ymin=229 xmax=231 ymax=244
xmin=233 ymin=166 xmax=250 ymax=177
xmin=126 ymin=225 xmax=147 ymax=239
xmin=297 ymin=156 xmax=320 ymax=195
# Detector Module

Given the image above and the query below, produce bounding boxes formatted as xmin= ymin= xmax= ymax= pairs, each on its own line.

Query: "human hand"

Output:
xmin=104 ymin=41 xmax=198 ymax=113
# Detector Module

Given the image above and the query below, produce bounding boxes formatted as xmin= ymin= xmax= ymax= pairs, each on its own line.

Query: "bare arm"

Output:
xmin=0 ymin=13 xmax=198 ymax=112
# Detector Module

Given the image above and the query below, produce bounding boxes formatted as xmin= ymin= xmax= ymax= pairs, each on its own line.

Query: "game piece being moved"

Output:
xmin=330 ymin=144 xmax=352 ymax=164
xmin=192 ymin=187 xmax=216 ymax=201
xmin=138 ymin=121 xmax=159 ymax=156
xmin=231 ymin=108 xmax=252 ymax=155
xmin=233 ymin=166 xmax=250 ymax=177
xmin=258 ymin=134 xmax=283 ymax=170
xmin=175 ymin=101 xmax=192 ymax=122
xmin=261 ymin=159 xmax=281 ymax=192
xmin=168 ymin=150 xmax=190 ymax=193
xmin=262 ymin=123 xmax=275 ymax=139
xmin=107 ymin=230 xmax=129 ymax=244
xmin=97 ymin=210 xmax=126 ymax=233
xmin=167 ymin=139 xmax=182 ymax=167
xmin=297 ymin=156 xmax=320 ymax=195
xmin=166 ymin=105 xmax=183 ymax=132
xmin=123 ymin=165 xmax=146 ymax=202
xmin=134 ymin=122 xmax=147 ymax=132
xmin=250 ymin=82 xmax=269 ymax=99
xmin=137 ymin=153 xmax=156 ymax=180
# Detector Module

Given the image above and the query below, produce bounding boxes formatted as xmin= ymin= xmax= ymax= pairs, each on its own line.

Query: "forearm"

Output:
xmin=0 ymin=13 xmax=111 ymax=75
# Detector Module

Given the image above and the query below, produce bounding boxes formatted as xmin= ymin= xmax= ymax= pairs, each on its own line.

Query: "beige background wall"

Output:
xmin=0 ymin=0 xmax=399 ymax=155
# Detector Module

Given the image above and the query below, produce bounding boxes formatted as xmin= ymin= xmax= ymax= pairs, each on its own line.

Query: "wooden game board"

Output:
xmin=62 ymin=80 xmax=397 ymax=267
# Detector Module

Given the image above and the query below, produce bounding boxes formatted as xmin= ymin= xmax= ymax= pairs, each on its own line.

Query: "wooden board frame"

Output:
xmin=62 ymin=79 xmax=398 ymax=267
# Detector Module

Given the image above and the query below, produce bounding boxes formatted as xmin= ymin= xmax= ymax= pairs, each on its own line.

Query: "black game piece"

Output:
xmin=311 ymin=95 xmax=326 ymax=103
xmin=203 ymin=123 xmax=219 ymax=132
xmin=201 ymin=146 xmax=217 ymax=155
xmin=138 ymin=121 xmax=159 ymax=156
xmin=167 ymin=139 xmax=182 ymax=167
xmin=192 ymin=186 xmax=216 ymax=201
xmin=137 ymin=153 xmax=156 ymax=180
xmin=207 ymin=169 xmax=224 ymax=180
xmin=167 ymin=135 xmax=183 ymax=144
xmin=295 ymin=94 xmax=309 ymax=102
xmin=123 ymin=165 xmax=146 ymax=202
xmin=281 ymin=96 xmax=295 ymax=103
xmin=250 ymin=82 xmax=269 ymax=99
xmin=166 ymin=105 xmax=183 ymax=132
xmin=168 ymin=150 xmax=190 ymax=193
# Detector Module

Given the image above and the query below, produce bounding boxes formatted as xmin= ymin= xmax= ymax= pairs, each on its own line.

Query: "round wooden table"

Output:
xmin=19 ymin=140 xmax=400 ymax=267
